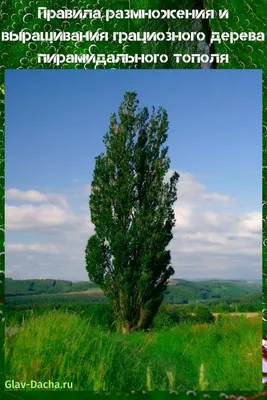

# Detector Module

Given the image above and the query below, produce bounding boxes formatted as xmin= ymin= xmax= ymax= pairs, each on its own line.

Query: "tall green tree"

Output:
xmin=85 ymin=92 xmax=179 ymax=333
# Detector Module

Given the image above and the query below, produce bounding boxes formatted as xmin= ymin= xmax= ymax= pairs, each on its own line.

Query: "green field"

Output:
xmin=5 ymin=278 xmax=262 ymax=326
xmin=5 ymin=310 xmax=261 ymax=391
xmin=5 ymin=278 xmax=262 ymax=391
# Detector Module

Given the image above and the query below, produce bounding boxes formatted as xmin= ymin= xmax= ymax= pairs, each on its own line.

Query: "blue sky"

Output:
xmin=5 ymin=70 xmax=262 ymax=281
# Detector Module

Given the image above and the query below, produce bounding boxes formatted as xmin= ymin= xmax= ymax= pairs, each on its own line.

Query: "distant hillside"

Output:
xmin=163 ymin=279 xmax=261 ymax=304
xmin=5 ymin=278 xmax=261 ymax=305
xmin=5 ymin=278 xmax=98 ymax=296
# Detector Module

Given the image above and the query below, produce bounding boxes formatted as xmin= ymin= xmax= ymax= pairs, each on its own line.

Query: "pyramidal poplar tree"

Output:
xmin=85 ymin=92 xmax=179 ymax=333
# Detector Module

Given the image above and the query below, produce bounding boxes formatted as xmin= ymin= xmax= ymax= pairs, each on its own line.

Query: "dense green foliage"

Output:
xmin=5 ymin=311 xmax=261 ymax=391
xmin=152 ymin=306 xmax=215 ymax=330
xmin=5 ymin=300 xmax=261 ymax=330
xmin=86 ymin=92 xmax=179 ymax=332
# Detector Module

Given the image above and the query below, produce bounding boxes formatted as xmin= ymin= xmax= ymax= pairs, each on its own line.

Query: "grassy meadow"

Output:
xmin=5 ymin=310 xmax=261 ymax=391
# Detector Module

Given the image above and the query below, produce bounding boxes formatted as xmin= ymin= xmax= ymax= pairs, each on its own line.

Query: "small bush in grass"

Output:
xmin=152 ymin=311 xmax=174 ymax=330
xmin=152 ymin=307 xmax=196 ymax=329
xmin=194 ymin=306 xmax=215 ymax=324
xmin=175 ymin=309 xmax=195 ymax=324
xmin=85 ymin=304 xmax=116 ymax=330
xmin=163 ymin=307 xmax=181 ymax=324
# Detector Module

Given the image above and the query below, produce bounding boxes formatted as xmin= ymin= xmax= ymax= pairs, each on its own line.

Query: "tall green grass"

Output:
xmin=5 ymin=311 xmax=261 ymax=391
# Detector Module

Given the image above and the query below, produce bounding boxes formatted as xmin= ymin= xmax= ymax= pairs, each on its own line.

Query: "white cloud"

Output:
xmin=6 ymin=189 xmax=68 ymax=207
xmin=241 ymin=212 xmax=262 ymax=233
xmin=174 ymin=205 xmax=193 ymax=229
xmin=5 ymin=175 xmax=261 ymax=281
xmin=6 ymin=243 xmax=59 ymax=254
xmin=167 ymin=171 xmax=234 ymax=206
xmin=5 ymin=188 xmax=83 ymax=231
xmin=202 ymin=192 xmax=233 ymax=204
xmin=6 ymin=204 xmax=77 ymax=231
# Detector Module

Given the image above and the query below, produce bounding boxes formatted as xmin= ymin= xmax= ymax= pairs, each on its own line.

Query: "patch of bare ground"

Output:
xmin=212 ymin=312 xmax=260 ymax=318
xmin=60 ymin=289 xmax=103 ymax=296
xmin=6 ymin=326 xmax=21 ymax=336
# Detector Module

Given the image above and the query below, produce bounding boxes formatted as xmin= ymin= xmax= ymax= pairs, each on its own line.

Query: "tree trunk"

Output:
xmin=121 ymin=324 xmax=131 ymax=334
xmin=136 ymin=308 xmax=147 ymax=329
xmin=120 ymin=308 xmax=150 ymax=333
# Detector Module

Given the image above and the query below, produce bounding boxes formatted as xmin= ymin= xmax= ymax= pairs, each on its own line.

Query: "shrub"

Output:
xmin=152 ymin=310 xmax=174 ymax=330
xmin=194 ymin=306 xmax=215 ymax=324
xmin=85 ymin=304 xmax=116 ymax=330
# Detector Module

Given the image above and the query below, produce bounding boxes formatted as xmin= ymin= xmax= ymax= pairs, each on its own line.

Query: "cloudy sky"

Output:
xmin=5 ymin=70 xmax=262 ymax=281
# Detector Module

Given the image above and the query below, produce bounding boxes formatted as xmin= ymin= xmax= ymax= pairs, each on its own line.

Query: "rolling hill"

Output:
xmin=5 ymin=277 xmax=261 ymax=305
